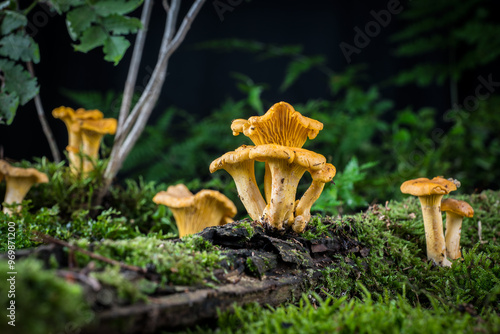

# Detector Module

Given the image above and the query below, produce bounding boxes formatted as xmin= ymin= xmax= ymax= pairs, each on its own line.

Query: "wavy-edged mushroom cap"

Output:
xmin=210 ymin=145 xmax=266 ymax=221
xmin=400 ymin=176 xmax=457 ymax=198
xmin=248 ymin=144 xmax=326 ymax=170
xmin=441 ymin=198 xmax=474 ymax=218
xmin=231 ymin=101 xmax=323 ymax=148
xmin=153 ymin=184 xmax=237 ymax=237
xmin=74 ymin=108 xmax=104 ymax=120
xmin=79 ymin=118 xmax=117 ymax=172
xmin=0 ymin=159 xmax=48 ymax=214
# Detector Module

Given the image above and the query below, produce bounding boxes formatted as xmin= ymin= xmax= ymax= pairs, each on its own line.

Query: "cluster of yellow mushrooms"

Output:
xmin=153 ymin=102 xmax=336 ymax=236
xmin=401 ymin=176 xmax=474 ymax=267
xmin=0 ymin=102 xmax=475 ymax=270
xmin=52 ymin=106 xmax=117 ymax=175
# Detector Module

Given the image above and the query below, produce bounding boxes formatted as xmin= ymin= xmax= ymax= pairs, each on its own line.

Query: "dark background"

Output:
xmin=0 ymin=0 xmax=483 ymax=163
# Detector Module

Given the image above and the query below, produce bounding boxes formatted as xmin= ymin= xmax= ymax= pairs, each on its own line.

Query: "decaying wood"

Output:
xmin=79 ymin=219 xmax=365 ymax=333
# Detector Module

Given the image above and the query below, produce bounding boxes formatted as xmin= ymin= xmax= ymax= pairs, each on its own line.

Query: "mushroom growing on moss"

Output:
xmin=441 ymin=198 xmax=474 ymax=260
xmin=248 ymin=144 xmax=327 ymax=230
xmin=400 ymin=176 xmax=457 ymax=267
xmin=79 ymin=118 xmax=117 ymax=173
xmin=293 ymin=163 xmax=336 ymax=233
xmin=0 ymin=160 xmax=48 ymax=214
xmin=209 ymin=145 xmax=266 ymax=221
xmin=153 ymin=184 xmax=237 ymax=237
xmin=231 ymin=101 xmax=324 ymax=202
xmin=52 ymin=106 xmax=105 ymax=174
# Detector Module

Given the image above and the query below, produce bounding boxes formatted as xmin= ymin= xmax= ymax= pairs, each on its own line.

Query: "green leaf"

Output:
xmin=103 ymin=35 xmax=130 ymax=65
xmin=101 ymin=15 xmax=142 ymax=35
xmin=0 ymin=32 xmax=40 ymax=63
xmin=0 ymin=92 xmax=19 ymax=125
xmin=92 ymin=0 xmax=144 ymax=16
xmin=0 ymin=58 xmax=39 ymax=105
xmin=66 ymin=6 xmax=97 ymax=40
xmin=73 ymin=26 xmax=107 ymax=52
xmin=280 ymin=55 xmax=325 ymax=92
xmin=50 ymin=0 xmax=85 ymax=14
xmin=0 ymin=10 xmax=27 ymax=35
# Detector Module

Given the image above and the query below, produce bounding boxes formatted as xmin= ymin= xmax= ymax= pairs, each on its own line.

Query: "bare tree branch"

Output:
xmin=103 ymin=0 xmax=206 ymax=185
xmin=115 ymin=0 xmax=154 ymax=141
xmin=26 ymin=62 xmax=61 ymax=163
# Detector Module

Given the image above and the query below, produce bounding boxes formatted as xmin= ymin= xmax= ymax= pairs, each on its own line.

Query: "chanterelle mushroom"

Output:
xmin=441 ymin=198 xmax=474 ymax=260
xmin=52 ymin=106 xmax=104 ymax=174
xmin=79 ymin=118 xmax=117 ymax=173
xmin=209 ymin=145 xmax=266 ymax=221
xmin=294 ymin=163 xmax=336 ymax=233
xmin=232 ymin=102 xmax=324 ymax=202
xmin=400 ymin=176 xmax=457 ymax=267
xmin=153 ymin=184 xmax=237 ymax=237
xmin=0 ymin=160 xmax=48 ymax=214
xmin=248 ymin=144 xmax=326 ymax=230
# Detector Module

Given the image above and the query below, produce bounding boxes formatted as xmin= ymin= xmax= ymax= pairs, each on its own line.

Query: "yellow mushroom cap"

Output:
xmin=153 ymin=184 xmax=237 ymax=237
xmin=0 ymin=160 xmax=48 ymax=184
xmin=209 ymin=145 xmax=254 ymax=173
xmin=74 ymin=108 xmax=104 ymax=120
xmin=400 ymin=176 xmax=457 ymax=197
xmin=248 ymin=144 xmax=326 ymax=171
xmin=441 ymin=198 xmax=474 ymax=218
xmin=231 ymin=101 xmax=323 ymax=148
xmin=311 ymin=163 xmax=336 ymax=182
xmin=79 ymin=118 xmax=117 ymax=135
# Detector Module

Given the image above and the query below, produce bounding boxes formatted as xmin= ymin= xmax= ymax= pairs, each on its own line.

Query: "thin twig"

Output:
xmin=115 ymin=0 xmax=154 ymax=140
xmin=32 ymin=231 xmax=147 ymax=274
xmin=26 ymin=62 xmax=61 ymax=163
xmin=103 ymin=0 xmax=206 ymax=184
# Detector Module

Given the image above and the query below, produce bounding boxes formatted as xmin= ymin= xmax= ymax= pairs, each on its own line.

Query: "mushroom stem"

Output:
xmin=227 ymin=164 xmax=267 ymax=221
xmin=293 ymin=180 xmax=325 ymax=232
xmin=3 ymin=177 xmax=34 ymax=214
xmin=444 ymin=212 xmax=464 ymax=260
xmin=262 ymin=159 xmax=305 ymax=230
xmin=418 ymin=195 xmax=451 ymax=267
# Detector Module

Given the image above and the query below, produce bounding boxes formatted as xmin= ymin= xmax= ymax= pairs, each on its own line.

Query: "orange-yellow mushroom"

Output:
xmin=293 ymin=163 xmax=336 ymax=233
xmin=441 ymin=198 xmax=474 ymax=260
xmin=153 ymin=184 xmax=237 ymax=237
xmin=400 ymin=177 xmax=457 ymax=267
xmin=79 ymin=118 xmax=117 ymax=173
xmin=0 ymin=160 xmax=48 ymax=214
xmin=210 ymin=145 xmax=266 ymax=221
xmin=248 ymin=144 xmax=326 ymax=230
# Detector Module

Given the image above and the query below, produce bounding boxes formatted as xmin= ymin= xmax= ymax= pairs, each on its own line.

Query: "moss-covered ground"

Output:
xmin=0 ymin=187 xmax=499 ymax=333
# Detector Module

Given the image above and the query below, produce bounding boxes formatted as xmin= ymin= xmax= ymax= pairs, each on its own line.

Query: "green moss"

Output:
xmin=74 ymin=235 xmax=225 ymax=286
xmin=91 ymin=266 xmax=150 ymax=304
xmin=0 ymin=258 xmax=93 ymax=334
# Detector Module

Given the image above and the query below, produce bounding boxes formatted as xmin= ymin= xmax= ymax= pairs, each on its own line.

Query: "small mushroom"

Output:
xmin=293 ymin=163 xmax=336 ymax=233
xmin=0 ymin=160 xmax=48 ymax=214
xmin=153 ymin=184 xmax=237 ymax=237
xmin=210 ymin=145 xmax=266 ymax=221
xmin=248 ymin=144 xmax=326 ymax=230
xmin=52 ymin=106 xmax=104 ymax=174
xmin=400 ymin=176 xmax=457 ymax=267
xmin=441 ymin=198 xmax=474 ymax=260
xmin=79 ymin=118 xmax=117 ymax=173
